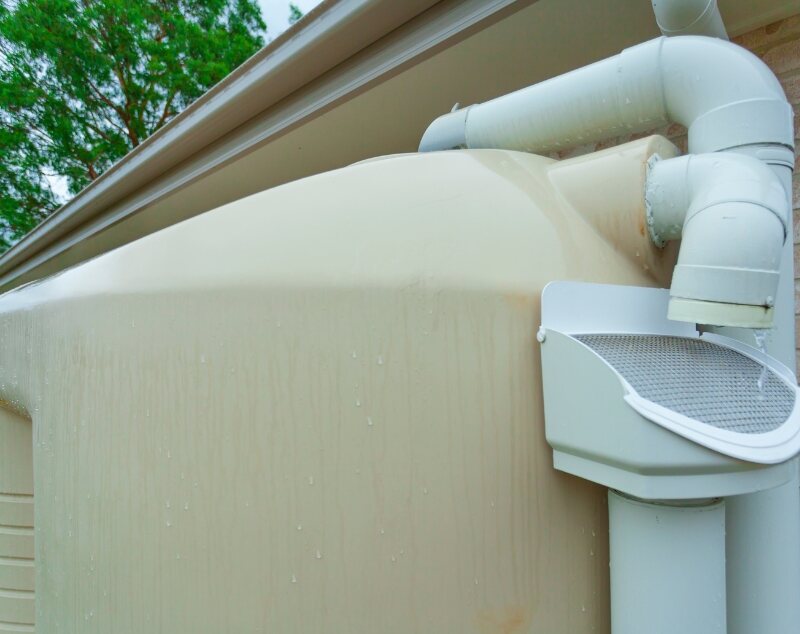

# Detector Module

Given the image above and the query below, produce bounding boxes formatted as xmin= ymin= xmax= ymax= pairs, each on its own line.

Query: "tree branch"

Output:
xmin=84 ymin=77 xmax=139 ymax=145
xmin=152 ymin=89 xmax=176 ymax=131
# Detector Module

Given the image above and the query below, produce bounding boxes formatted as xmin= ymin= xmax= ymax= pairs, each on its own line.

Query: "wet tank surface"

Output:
xmin=0 ymin=138 xmax=678 ymax=632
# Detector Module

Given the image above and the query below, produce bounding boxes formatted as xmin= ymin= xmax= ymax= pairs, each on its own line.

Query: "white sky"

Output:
xmin=258 ymin=0 xmax=323 ymax=39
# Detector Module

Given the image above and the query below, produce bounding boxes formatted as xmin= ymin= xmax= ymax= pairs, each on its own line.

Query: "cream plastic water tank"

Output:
xmin=0 ymin=137 xmax=679 ymax=632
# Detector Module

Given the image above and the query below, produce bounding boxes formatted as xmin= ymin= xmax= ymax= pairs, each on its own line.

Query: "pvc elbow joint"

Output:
xmin=417 ymin=33 xmax=794 ymax=330
xmin=646 ymin=153 xmax=789 ymax=328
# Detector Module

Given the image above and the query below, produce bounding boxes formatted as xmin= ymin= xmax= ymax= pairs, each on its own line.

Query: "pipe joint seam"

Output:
xmin=685 ymin=197 xmax=787 ymax=240
xmin=647 ymin=153 xmax=789 ymax=243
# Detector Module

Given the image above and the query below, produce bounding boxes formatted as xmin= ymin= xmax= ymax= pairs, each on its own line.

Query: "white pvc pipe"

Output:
xmin=707 ymin=157 xmax=800 ymax=634
xmin=419 ymin=36 xmax=792 ymax=157
xmin=609 ymin=492 xmax=726 ymax=634
xmin=417 ymin=22 xmax=800 ymax=634
xmin=726 ymin=469 xmax=800 ymax=634
xmin=646 ymin=152 xmax=790 ymax=327
xmin=713 ymin=149 xmax=798 ymax=368
xmin=652 ymin=0 xmax=728 ymax=39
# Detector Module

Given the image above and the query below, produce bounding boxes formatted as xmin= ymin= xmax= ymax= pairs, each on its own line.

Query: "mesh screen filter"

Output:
xmin=575 ymin=334 xmax=795 ymax=434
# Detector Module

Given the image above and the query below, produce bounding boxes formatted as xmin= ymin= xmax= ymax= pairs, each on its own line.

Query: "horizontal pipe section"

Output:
xmin=419 ymin=36 xmax=793 ymax=156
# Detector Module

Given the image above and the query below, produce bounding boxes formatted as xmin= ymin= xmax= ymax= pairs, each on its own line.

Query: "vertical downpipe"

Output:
xmin=608 ymin=492 xmax=726 ymax=634
xmin=0 ymin=408 xmax=35 ymax=632
xmin=722 ymin=152 xmax=800 ymax=634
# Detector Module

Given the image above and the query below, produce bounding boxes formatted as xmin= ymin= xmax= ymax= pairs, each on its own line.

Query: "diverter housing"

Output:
xmin=540 ymin=282 xmax=800 ymax=500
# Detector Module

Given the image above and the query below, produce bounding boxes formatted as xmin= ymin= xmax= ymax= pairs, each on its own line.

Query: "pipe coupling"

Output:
xmin=645 ymin=153 xmax=789 ymax=328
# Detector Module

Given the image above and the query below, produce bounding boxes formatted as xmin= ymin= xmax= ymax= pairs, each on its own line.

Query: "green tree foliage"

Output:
xmin=0 ymin=0 xmax=266 ymax=251
xmin=288 ymin=2 xmax=302 ymax=25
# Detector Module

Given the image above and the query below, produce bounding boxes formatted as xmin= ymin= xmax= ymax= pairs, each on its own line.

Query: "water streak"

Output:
xmin=753 ymin=329 xmax=769 ymax=400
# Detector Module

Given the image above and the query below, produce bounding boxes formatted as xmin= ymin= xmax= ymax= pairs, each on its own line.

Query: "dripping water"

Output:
xmin=753 ymin=329 xmax=769 ymax=400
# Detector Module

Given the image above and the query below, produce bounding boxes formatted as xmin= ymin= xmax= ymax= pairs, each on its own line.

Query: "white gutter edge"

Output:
xmin=651 ymin=0 xmax=728 ymax=39
xmin=0 ymin=0 xmax=441 ymax=276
